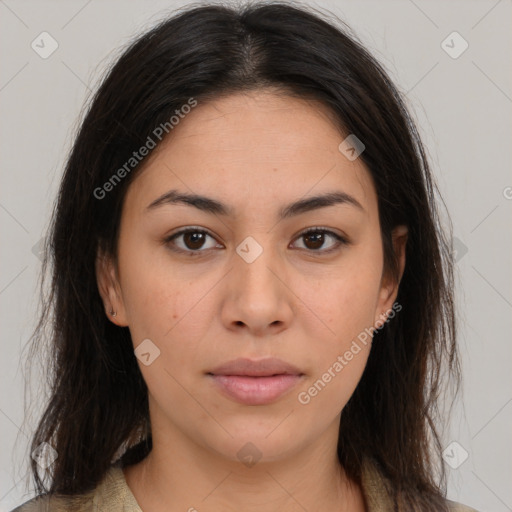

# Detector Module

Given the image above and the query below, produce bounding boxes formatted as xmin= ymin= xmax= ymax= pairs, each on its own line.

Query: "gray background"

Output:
xmin=1 ymin=0 xmax=511 ymax=510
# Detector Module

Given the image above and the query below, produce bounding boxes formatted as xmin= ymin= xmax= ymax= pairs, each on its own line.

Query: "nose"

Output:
xmin=220 ymin=238 xmax=294 ymax=337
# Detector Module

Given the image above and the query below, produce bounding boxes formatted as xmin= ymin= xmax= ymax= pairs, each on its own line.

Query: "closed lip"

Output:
xmin=207 ymin=357 xmax=304 ymax=377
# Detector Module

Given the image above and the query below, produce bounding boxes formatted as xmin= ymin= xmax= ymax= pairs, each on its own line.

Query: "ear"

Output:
xmin=374 ymin=225 xmax=408 ymax=325
xmin=95 ymin=248 xmax=129 ymax=326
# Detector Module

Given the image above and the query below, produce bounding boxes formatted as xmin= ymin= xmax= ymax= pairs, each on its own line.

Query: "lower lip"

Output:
xmin=209 ymin=374 xmax=303 ymax=405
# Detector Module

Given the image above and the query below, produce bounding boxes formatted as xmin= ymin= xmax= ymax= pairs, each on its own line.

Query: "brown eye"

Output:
xmin=303 ymin=231 xmax=325 ymax=250
xmin=165 ymin=228 xmax=221 ymax=254
xmin=182 ymin=231 xmax=207 ymax=250
xmin=292 ymin=228 xmax=348 ymax=253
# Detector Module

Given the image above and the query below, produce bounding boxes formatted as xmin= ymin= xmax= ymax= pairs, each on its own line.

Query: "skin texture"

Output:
xmin=96 ymin=90 xmax=407 ymax=512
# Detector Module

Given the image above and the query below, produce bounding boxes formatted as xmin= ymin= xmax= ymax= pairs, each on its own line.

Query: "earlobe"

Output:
xmin=95 ymin=250 xmax=128 ymax=326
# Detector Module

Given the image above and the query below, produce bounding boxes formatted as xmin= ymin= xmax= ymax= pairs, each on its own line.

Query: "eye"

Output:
xmin=163 ymin=226 xmax=348 ymax=256
xmin=164 ymin=228 xmax=221 ymax=254
xmin=291 ymin=227 xmax=348 ymax=253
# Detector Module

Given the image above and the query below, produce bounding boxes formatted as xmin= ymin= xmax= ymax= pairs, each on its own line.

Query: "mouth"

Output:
xmin=206 ymin=357 xmax=305 ymax=406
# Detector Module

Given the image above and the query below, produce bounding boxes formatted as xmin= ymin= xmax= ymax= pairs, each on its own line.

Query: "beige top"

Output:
xmin=11 ymin=458 xmax=479 ymax=512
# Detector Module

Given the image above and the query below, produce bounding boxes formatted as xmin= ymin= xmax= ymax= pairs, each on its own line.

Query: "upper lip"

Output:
xmin=208 ymin=357 xmax=303 ymax=377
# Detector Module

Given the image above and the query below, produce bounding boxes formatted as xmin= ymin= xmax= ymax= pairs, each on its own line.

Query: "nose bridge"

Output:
xmin=223 ymin=232 xmax=294 ymax=331
xmin=233 ymin=234 xmax=280 ymax=295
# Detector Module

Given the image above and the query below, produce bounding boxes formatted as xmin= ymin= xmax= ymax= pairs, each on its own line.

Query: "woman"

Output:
xmin=12 ymin=2 xmax=478 ymax=511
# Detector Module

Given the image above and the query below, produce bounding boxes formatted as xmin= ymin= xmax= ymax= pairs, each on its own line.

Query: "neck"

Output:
xmin=123 ymin=422 xmax=366 ymax=512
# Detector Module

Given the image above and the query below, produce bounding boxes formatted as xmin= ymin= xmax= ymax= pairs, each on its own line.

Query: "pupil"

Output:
xmin=186 ymin=232 xmax=204 ymax=249
xmin=306 ymin=232 xmax=323 ymax=249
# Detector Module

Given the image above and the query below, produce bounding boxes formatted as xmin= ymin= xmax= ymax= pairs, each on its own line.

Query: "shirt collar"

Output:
xmin=100 ymin=455 xmax=395 ymax=511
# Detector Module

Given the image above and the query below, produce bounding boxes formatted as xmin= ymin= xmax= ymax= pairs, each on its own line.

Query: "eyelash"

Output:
xmin=163 ymin=226 xmax=349 ymax=256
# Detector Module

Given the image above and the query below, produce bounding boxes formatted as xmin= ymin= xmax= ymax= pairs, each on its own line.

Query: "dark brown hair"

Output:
xmin=21 ymin=1 xmax=460 ymax=510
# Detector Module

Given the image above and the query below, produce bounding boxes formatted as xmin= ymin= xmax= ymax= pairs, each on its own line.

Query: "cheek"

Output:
xmin=291 ymin=246 xmax=382 ymax=407
xmin=296 ymin=259 xmax=382 ymax=346
xmin=116 ymin=236 xmax=183 ymax=341
xmin=118 ymin=239 xmax=219 ymax=372
xmin=294 ymin=274 xmax=376 ymax=417
xmin=118 ymin=257 xmax=210 ymax=408
xmin=299 ymin=345 xmax=371 ymax=413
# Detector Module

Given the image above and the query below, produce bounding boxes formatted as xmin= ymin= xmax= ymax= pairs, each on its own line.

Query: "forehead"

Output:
xmin=123 ymin=90 xmax=377 ymax=220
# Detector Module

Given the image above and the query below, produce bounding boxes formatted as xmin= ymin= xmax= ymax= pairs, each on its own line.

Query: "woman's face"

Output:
xmin=97 ymin=90 xmax=406 ymax=465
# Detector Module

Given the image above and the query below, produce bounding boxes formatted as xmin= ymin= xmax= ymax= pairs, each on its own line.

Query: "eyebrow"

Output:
xmin=145 ymin=189 xmax=364 ymax=218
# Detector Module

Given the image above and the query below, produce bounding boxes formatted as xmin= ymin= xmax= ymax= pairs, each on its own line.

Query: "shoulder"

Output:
xmin=10 ymin=464 xmax=141 ymax=512
xmin=360 ymin=455 xmax=481 ymax=512
xmin=9 ymin=493 xmax=93 ymax=512
xmin=446 ymin=498 xmax=481 ymax=512
xmin=10 ymin=495 xmax=48 ymax=512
